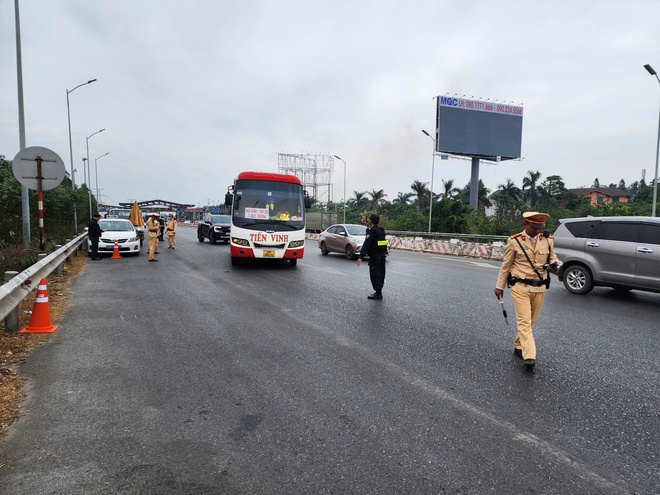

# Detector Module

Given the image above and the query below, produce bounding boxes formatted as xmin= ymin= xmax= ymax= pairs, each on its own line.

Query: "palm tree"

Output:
xmin=441 ymin=179 xmax=457 ymax=200
xmin=393 ymin=192 xmax=413 ymax=205
xmin=492 ymin=179 xmax=522 ymax=226
xmin=456 ymin=180 xmax=492 ymax=213
xmin=367 ymin=189 xmax=387 ymax=211
xmin=522 ymin=170 xmax=542 ymax=206
xmin=496 ymin=179 xmax=523 ymax=202
xmin=348 ymin=191 xmax=369 ymax=209
xmin=410 ymin=180 xmax=429 ymax=209
xmin=477 ymin=180 xmax=492 ymax=212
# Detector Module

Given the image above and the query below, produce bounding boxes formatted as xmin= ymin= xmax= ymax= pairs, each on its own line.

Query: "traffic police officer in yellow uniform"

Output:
xmin=147 ymin=212 xmax=161 ymax=262
xmin=494 ymin=212 xmax=561 ymax=369
xmin=166 ymin=213 xmax=177 ymax=249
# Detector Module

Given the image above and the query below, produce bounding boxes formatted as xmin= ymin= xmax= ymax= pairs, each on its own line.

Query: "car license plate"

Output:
xmin=263 ymin=250 xmax=275 ymax=257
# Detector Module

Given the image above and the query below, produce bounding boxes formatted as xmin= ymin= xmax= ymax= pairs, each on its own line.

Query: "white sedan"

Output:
xmin=88 ymin=219 xmax=141 ymax=256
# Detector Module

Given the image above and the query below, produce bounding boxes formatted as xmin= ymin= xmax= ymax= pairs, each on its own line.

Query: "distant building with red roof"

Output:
xmin=569 ymin=187 xmax=631 ymax=206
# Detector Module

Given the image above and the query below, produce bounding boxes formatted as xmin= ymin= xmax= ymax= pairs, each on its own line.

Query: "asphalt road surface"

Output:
xmin=1 ymin=227 xmax=658 ymax=494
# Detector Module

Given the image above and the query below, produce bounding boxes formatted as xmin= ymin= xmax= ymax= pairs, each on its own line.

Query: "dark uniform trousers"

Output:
xmin=90 ymin=237 xmax=99 ymax=258
xmin=368 ymin=254 xmax=386 ymax=293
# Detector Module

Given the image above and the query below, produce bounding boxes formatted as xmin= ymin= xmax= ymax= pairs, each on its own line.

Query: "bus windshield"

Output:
xmin=232 ymin=179 xmax=305 ymax=230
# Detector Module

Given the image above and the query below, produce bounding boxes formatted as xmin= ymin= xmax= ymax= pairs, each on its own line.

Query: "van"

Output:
xmin=553 ymin=216 xmax=660 ymax=294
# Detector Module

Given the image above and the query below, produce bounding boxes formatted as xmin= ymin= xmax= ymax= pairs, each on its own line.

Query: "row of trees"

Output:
xmin=319 ymin=170 xmax=659 ymax=235
xmin=0 ymin=155 xmax=99 ymax=249
xmin=1 ymin=153 xmax=658 ymax=248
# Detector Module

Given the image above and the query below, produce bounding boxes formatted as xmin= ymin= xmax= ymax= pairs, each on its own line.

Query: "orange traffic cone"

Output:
xmin=111 ymin=239 xmax=122 ymax=259
xmin=19 ymin=278 xmax=59 ymax=334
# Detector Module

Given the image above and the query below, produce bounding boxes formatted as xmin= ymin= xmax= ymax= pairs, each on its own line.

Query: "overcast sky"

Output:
xmin=1 ymin=1 xmax=659 ymax=208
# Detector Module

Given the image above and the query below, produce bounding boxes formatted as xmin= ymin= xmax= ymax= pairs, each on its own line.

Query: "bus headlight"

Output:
xmin=232 ymin=237 xmax=250 ymax=246
xmin=288 ymin=240 xmax=304 ymax=248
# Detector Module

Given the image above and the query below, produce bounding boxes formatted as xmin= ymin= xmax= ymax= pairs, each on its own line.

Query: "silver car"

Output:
xmin=553 ymin=216 xmax=660 ymax=294
xmin=318 ymin=224 xmax=368 ymax=260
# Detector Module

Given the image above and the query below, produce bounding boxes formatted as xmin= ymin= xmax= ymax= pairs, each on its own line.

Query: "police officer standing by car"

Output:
xmin=88 ymin=213 xmax=103 ymax=261
xmin=147 ymin=212 xmax=161 ymax=262
xmin=357 ymin=213 xmax=388 ymax=300
xmin=494 ymin=211 xmax=561 ymax=369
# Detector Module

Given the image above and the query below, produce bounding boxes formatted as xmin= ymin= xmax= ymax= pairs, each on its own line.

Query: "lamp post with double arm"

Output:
xmin=66 ymin=78 xmax=96 ymax=232
xmin=644 ymin=64 xmax=660 ymax=217
xmin=85 ymin=128 xmax=105 ymax=217
xmin=95 ymin=152 xmax=109 ymax=203
xmin=333 ymin=155 xmax=347 ymax=223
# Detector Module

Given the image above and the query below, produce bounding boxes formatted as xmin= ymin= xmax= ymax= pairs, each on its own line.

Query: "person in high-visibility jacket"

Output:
xmin=147 ymin=213 xmax=161 ymax=262
xmin=166 ymin=214 xmax=178 ymax=249
xmin=357 ymin=213 xmax=388 ymax=300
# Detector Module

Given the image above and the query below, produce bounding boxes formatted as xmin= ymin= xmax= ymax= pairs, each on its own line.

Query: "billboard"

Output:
xmin=435 ymin=96 xmax=523 ymax=161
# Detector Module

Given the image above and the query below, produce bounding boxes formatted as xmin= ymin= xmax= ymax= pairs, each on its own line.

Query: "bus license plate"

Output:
xmin=263 ymin=250 xmax=275 ymax=257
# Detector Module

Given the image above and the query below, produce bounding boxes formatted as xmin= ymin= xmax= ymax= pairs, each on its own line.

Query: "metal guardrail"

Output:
xmin=0 ymin=233 xmax=88 ymax=325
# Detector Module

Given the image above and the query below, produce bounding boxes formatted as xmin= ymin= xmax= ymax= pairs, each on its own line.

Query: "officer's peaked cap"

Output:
xmin=523 ymin=211 xmax=549 ymax=225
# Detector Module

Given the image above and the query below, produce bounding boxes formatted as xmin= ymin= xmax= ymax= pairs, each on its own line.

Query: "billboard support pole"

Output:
xmin=470 ymin=157 xmax=479 ymax=212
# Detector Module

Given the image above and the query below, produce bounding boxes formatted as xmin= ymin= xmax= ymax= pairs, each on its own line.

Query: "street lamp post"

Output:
xmin=85 ymin=128 xmax=105 ymax=217
xmin=82 ymin=158 xmax=91 ymax=217
xmin=333 ymin=155 xmax=347 ymax=223
xmin=66 ymin=78 xmax=96 ymax=232
xmin=95 ymin=152 xmax=109 ymax=203
xmin=644 ymin=64 xmax=660 ymax=217
xmin=422 ymin=130 xmax=436 ymax=233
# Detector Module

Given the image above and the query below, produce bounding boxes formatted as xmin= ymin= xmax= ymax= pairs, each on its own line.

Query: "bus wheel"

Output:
xmin=289 ymin=259 xmax=297 ymax=267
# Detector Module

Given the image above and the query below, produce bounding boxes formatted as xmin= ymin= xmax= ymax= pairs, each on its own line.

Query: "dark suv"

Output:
xmin=553 ymin=216 xmax=660 ymax=294
xmin=197 ymin=214 xmax=231 ymax=244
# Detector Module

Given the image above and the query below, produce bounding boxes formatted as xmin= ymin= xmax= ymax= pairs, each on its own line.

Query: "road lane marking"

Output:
xmin=432 ymin=256 xmax=500 ymax=269
xmin=285 ymin=311 xmax=629 ymax=494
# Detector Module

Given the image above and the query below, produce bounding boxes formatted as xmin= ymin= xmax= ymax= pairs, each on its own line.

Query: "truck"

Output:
xmin=305 ymin=211 xmax=338 ymax=233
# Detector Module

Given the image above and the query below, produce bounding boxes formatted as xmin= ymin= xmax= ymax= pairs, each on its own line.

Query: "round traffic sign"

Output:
xmin=12 ymin=146 xmax=66 ymax=191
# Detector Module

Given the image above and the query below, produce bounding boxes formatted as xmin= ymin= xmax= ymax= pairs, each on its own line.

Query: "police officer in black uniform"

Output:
xmin=357 ymin=213 xmax=388 ymax=300
xmin=88 ymin=213 xmax=103 ymax=260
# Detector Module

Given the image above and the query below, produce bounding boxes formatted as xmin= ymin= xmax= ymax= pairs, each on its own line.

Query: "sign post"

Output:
xmin=12 ymin=146 xmax=66 ymax=250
